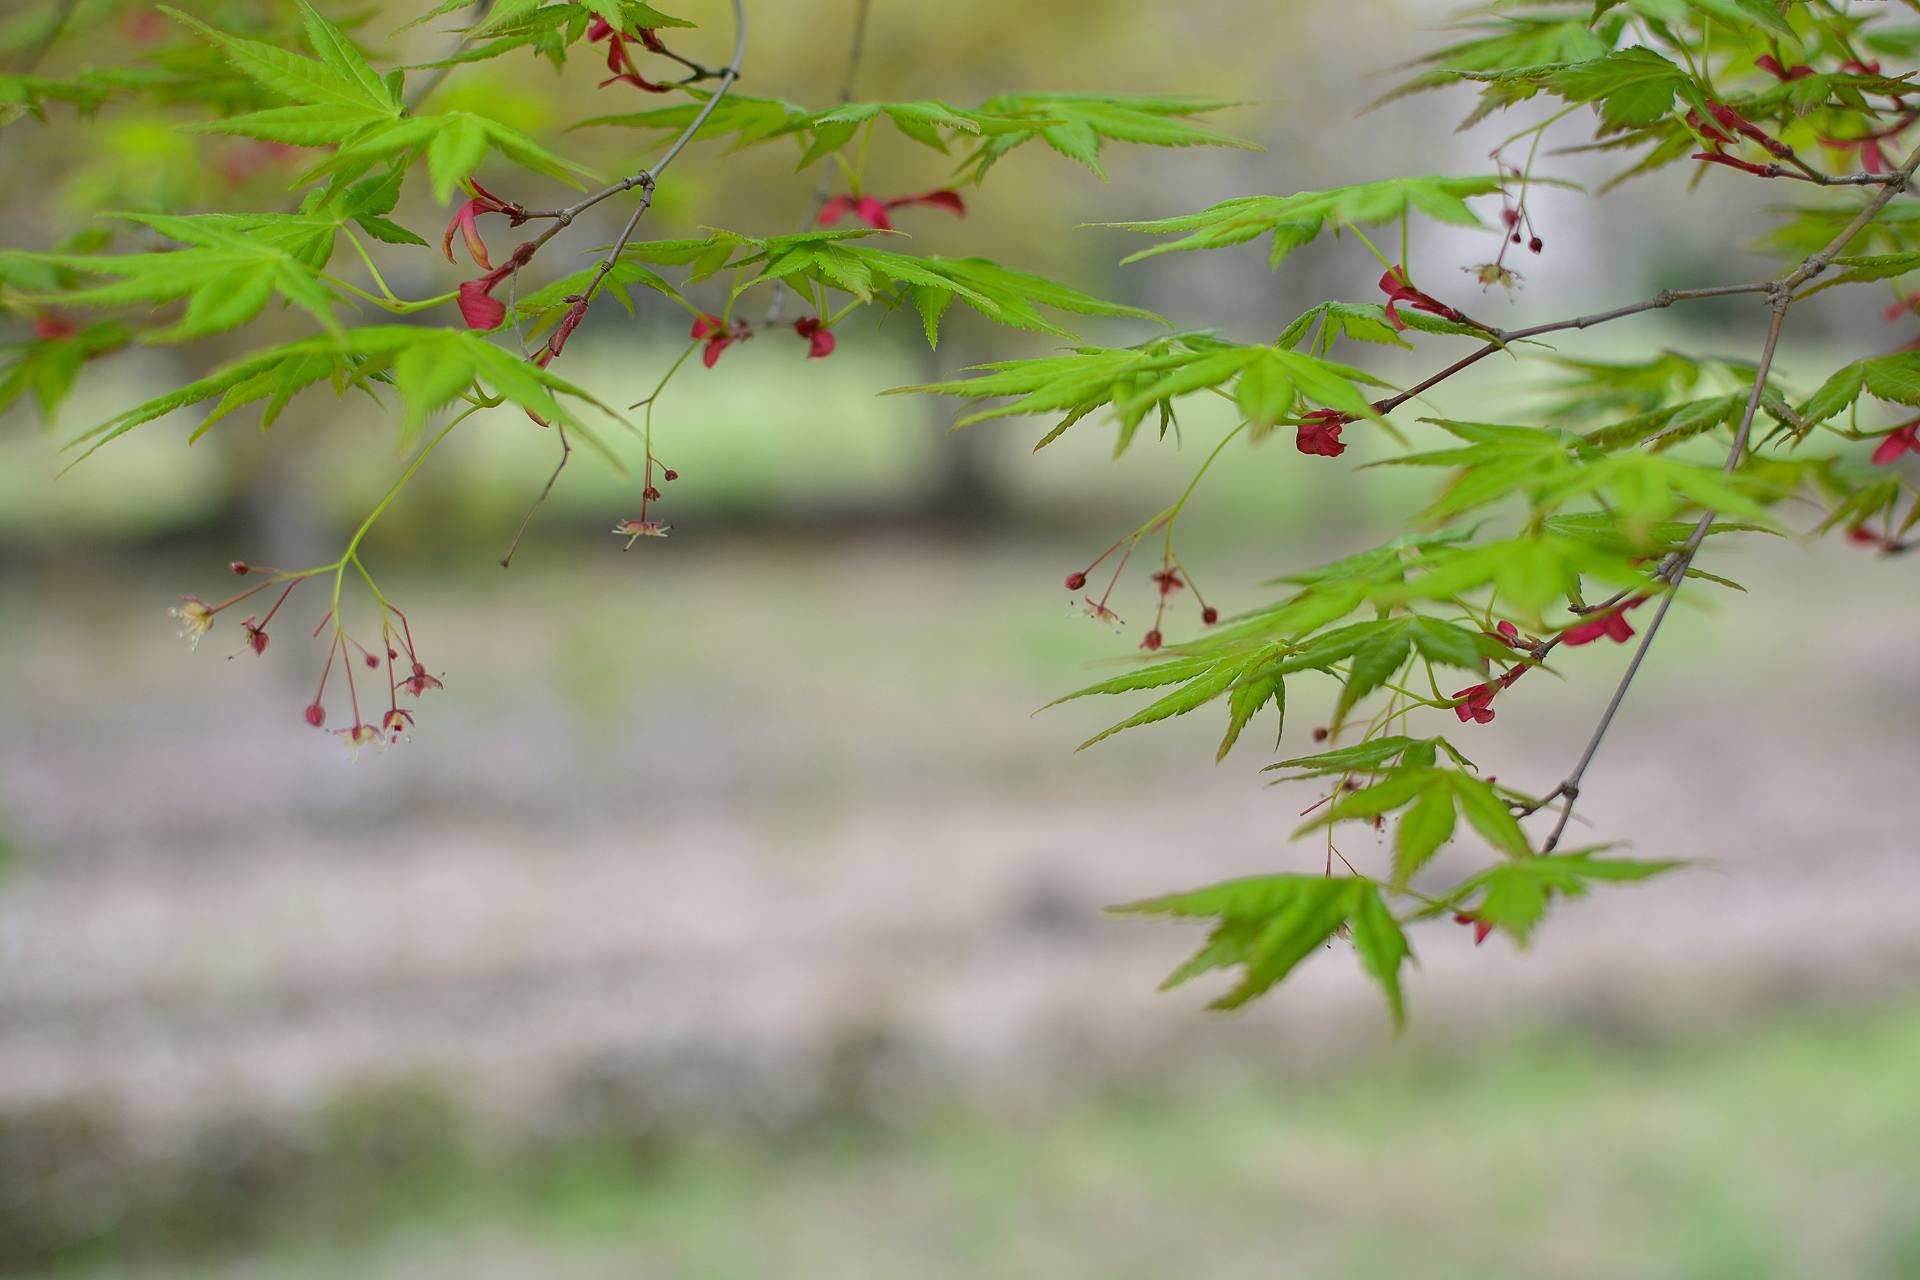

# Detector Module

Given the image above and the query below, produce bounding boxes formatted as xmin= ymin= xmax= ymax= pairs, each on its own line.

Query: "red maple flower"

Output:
xmin=1296 ymin=409 xmax=1351 ymax=458
xmin=456 ymin=242 xmax=536 ymax=330
xmin=442 ymin=181 xmax=528 ymax=270
xmin=1818 ymin=112 xmax=1917 ymax=175
xmin=1453 ymin=912 xmax=1494 ymax=945
xmin=1378 ymin=265 xmax=1467 ymax=332
xmin=1822 ymin=133 xmax=1892 ymax=174
xmin=398 ymin=661 xmax=443 ymax=698
xmin=1561 ymin=595 xmax=1647 ymax=646
xmin=240 ymin=615 xmax=269 ymax=656
xmin=818 ymin=189 xmax=967 ymax=231
xmin=1451 ymin=682 xmax=1498 ymax=725
xmin=691 ymin=312 xmax=751 ymax=367
xmin=587 ymin=16 xmax=669 ymax=92
xmin=32 ymin=312 xmax=77 ymax=341
xmin=1873 ymin=420 xmax=1920 ymax=465
xmin=1755 ymin=55 xmax=1814 ymax=82
xmin=794 ymin=316 xmax=835 ymax=359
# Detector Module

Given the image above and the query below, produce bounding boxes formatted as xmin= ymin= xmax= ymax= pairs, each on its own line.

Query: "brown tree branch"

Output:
xmin=496 ymin=0 xmax=747 ymax=567
xmin=1526 ymin=139 xmax=1920 ymax=851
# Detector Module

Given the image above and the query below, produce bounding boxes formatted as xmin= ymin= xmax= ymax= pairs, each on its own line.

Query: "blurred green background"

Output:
xmin=3 ymin=0 xmax=1919 ymax=1276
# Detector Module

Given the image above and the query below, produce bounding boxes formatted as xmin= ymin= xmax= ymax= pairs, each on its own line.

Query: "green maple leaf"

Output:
xmin=1099 ymin=176 xmax=1506 ymax=267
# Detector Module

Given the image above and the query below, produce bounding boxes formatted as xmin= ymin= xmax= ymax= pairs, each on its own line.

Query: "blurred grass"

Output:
xmin=26 ymin=1004 xmax=1919 ymax=1279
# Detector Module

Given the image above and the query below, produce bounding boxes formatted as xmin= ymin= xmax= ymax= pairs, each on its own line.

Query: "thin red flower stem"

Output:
xmin=256 ymin=579 xmax=302 ymax=630
xmin=1097 ymin=536 xmax=1138 ymax=610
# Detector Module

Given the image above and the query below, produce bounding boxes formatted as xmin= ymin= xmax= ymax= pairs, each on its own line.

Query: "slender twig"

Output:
xmin=515 ymin=0 xmax=746 ymax=272
xmin=1526 ymin=139 xmax=1920 ymax=852
xmin=1371 ymin=283 xmax=1775 ymax=417
xmin=11 ymin=0 xmax=79 ymax=75
xmin=766 ymin=0 xmax=874 ymax=326
xmin=495 ymin=0 xmax=746 ymax=566
xmin=499 ymin=426 xmax=571 ymax=568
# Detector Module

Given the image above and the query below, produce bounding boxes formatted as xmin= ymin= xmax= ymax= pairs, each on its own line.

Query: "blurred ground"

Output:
xmin=2 ymin=527 xmax=1918 ymax=1276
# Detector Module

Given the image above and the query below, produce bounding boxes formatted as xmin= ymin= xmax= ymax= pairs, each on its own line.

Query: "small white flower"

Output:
xmin=169 ymin=596 xmax=215 ymax=649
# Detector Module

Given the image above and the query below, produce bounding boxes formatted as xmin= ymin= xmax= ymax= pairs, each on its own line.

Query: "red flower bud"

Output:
xmin=1528 ymin=236 xmax=1543 ymax=253
xmin=1296 ymin=410 xmax=1350 ymax=458
xmin=794 ymin=316 xmax=835 ymax=359
xmin=229 ymin=561 xmax=249 ymax=575
xmin=1140 ymin=629 xmax=1163 ymax=651
xmin=663 ymin=469 xmax=679 ymax=482
xmin=1312 ymin=726 xmax=1329 ymax=742
xmin=304 ymin=703 xmax=326 ymax=727
xmin=1201 ymin=606 xmax=1219 ymax=625
xmin=1065 ymin=571 xmax=1088 ymax=590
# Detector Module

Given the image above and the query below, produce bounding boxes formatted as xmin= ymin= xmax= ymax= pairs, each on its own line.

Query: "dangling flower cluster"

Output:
xmin=817 ymin=189 xmax=966 ymax=232
xmin=1063 ymin=534 xmax=1219 ymax=646
xmin=1467 ymin=155 xmax=1545 ymax=291
xmin=307 ymin=601 xmax=442 ymax=753
xmin=168 ymin=560 xmax=299 ymax=653
xmin=611 ymin=451 xmax=679 ymax=548
xmin=168 ymin=562 xmax=442 ymax=754
xmin=1136 ymin=556 xmax=1218 ymax=651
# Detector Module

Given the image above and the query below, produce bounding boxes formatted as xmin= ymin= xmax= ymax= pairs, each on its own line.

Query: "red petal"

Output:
xmin=690 ymin=313 xmax=722 ymax=340
xmin=457 ymin=280 xmax=507 ymax=330
xmin=443 ymin=201 xmax=490 ymax=267
xmin=1872 ymin=432 xmax=1912 ymax=465
xmin=807 ymin=328 xmax=836 ymax=359
xmin=884 ymin=189 xmax=966 ymax=216
xmin=854 ymin=196 xmax=894 ymax=231
xmin=817 ymin=196 xmax=854 ymax=226
xmin=701 ymin=336 xmax=732 ymax=368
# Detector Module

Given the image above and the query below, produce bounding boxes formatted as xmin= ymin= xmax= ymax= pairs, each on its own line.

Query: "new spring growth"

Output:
xmin=817 ymin=189 xmax=966 ymax=232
